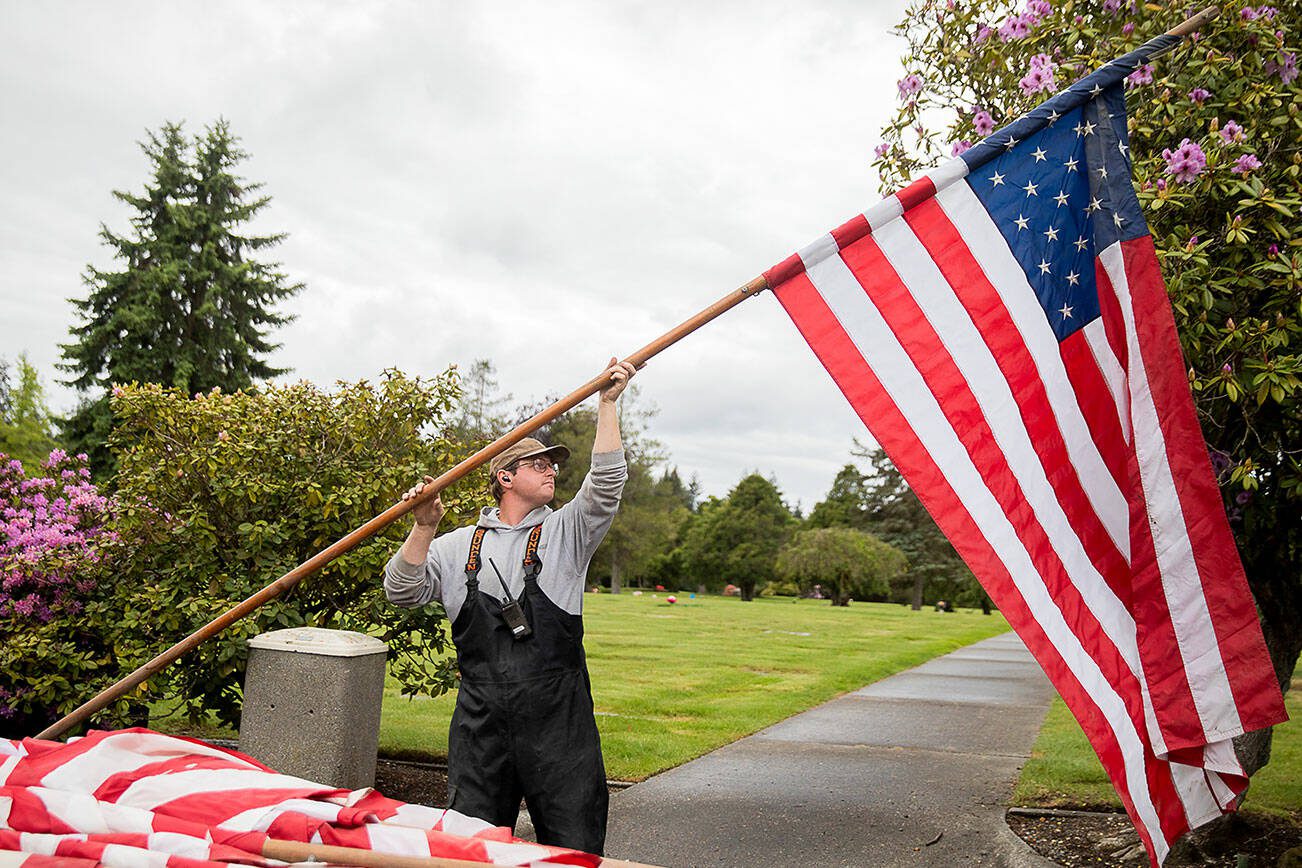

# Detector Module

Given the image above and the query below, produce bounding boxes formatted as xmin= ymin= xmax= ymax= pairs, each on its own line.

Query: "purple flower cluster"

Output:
xmin=1241 ymin=6 xmax=1278 ymax=21
xmin=897 ymin=73 xmax=924 ymax=100
xmin=1187 ymin=87 xmax=1211 ymax=104
xmin=1232 ymin=153 xmax=1262 ymax=175
xmin=1220 ymin=119 xmax=1245 ymax=142
xmin=997 ymin=1 xmax=1053 ymax=42
xmin=1125 ymin=63 xmax=1154 ymax=89
xmin=973 ymin=109 xmax=995 ymax=137
xmin=1280 ymin=52 xmax=1298 ymax=85
xmin=0 ymin=451 xmax=115 ymax=625
xmin=1019 ymin=54 xmax=1057 ymax=94
xmin=952 ymin=140 xmax=973 ymax=156
xmin=1162 ymin=138 xmax=1207 ymax=184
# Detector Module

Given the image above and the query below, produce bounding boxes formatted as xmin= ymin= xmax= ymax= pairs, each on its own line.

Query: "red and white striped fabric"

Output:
xmin=765 ymin=38 xmax=1287 ymax=867
xmin=0 ymin=728 xmax=601 ymax=867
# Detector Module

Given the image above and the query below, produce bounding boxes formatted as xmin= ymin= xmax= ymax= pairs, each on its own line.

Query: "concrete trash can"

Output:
xmin=239 ymin=627 xmax=388 ymax=789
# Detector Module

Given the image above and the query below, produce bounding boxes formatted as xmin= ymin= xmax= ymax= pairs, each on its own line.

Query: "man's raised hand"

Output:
xmin=599 ymin=356 xmax=638 ymax=404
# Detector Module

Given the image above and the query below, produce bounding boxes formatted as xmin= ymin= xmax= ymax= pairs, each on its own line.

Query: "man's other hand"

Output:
xmin=403 ymin=475 xmax=445 ymax=528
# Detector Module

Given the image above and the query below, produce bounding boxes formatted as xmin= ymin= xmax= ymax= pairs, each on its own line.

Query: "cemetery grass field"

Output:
xmin=1012 ymin=670 xmax=1302 ymax=820
xmin=379 ymin=593 xmax=1009 ymax=781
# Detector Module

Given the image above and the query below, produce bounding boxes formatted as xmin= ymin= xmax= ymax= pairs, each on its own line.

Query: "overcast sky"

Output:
xmin=2 ymin=0 xmax=917 ymax=511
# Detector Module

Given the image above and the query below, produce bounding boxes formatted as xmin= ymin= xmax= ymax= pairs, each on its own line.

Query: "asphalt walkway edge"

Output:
xmin=605 ymin=630 xmax=1062 ymax=867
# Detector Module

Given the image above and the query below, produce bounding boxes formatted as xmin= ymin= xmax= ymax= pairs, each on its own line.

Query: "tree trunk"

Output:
xmin=981 ymin=593 xmax=992 ymax=616
xmin=610 ymin=551 xmax=622 ymax=595
xmin=740 ymin=580 xmax=755 ymax=601
xmin=910 ymin=574 xmax=925 ymax=611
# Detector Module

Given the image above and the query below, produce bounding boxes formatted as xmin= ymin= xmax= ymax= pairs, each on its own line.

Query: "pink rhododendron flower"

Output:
xmin=1220 ymin=119 xmax=1244 ymax=142
xmin=999 ymin=14 xmax=1033 ymax=41
xmin=975 ymin=24 xmax=993 ymax=42
xmin=1019 ymin=53 xmax=1057 ymax=94
xmin=1122 ymin=22 xmax=1135 ymax=35
xmin=1241 ymin=6 xmax=1259 ymax=19
xmin=952 ymin=140 xmax=972 ymax=156
xmin=1126 ymin=63 xmax=1154 ymax=88
xmin=1232 ymin=153 xmax=1262 ymax=175
xmin=1162 ymin=138 xmax=1207 ymax=184
xmin=897 ymin=74 xmax=924 ymax=99
xmin=973 ymin=109 xmax=995 ymax=136
xmin=1280 ymin=52 xmax=1298 ymax=85
xmin=1103 ymin=0 xmax=1122 ymax=12
xmin=1258 ymin=6 xmax=1278 ymax=20
xmin=1026 ymin=0 xmax=1052 ymax=20
xmin=1187 ymin=87 xmax=1211 ymax=104
xmin=874 ymin=142 xmax=890 ymax=158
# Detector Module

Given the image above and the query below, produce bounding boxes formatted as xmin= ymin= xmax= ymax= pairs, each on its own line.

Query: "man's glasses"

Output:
xmin=512 ymin=457 xmax=559 ymax=474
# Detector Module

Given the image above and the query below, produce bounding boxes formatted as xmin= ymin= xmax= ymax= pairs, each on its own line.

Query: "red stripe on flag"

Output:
xmin=1120 ymin=237 xmax=1286 ymax=734
xmin=1095 ymin=260 xmax=1130 ymax=375
xmin=830 ymin=213 xmax=871 ymax=251
xmin=1059 ymin=331 xmax=1131 ymax=496
xmin=896 ymin=177 xmax=936 ymax=213
xmin=771 ymin=268 xmax=1182 ymax=858
xmin=763 ymin=253 xmax=805 ymax=289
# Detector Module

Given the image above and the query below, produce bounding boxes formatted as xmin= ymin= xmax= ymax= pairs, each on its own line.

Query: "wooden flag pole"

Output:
xmin=36 ymin=275 xmax=770 ymax=741
xmin=1167 ymin=5 xmax=1217 ymax=37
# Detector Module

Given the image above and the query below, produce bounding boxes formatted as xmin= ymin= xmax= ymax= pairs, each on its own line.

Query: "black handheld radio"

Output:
xmin=487 ymin=558 xmax=533 ymax=640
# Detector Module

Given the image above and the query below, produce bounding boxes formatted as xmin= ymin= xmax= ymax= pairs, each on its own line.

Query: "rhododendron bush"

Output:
xmin=0 ymin=451 xmax=117 ymax=737
xmin=875 ymin=0 xmax=1299 ymax=775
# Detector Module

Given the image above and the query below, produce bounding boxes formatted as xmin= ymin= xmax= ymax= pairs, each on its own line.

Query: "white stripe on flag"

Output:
xmin=799 ymin=242 xmax=1169 ymax=862
xmin=1101 ymin=244 xmax=1242 ymax=741
xmin=115 ymin=768 xmax=326 ymax=811
xmin=866 ymin=195 xmax=904 ymax=231
xmin=362 ymin=823 xmax=435 ymax=856
xmin=937 ymin=182 xmax=1132 ymax=559
xmin=101 ymin=842 xmax=170 ymax=868
xmin=1082 ymin=318 xmax=1132 ymax=444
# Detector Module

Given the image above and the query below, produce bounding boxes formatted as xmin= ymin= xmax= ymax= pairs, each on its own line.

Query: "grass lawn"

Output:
xmin=378 ymin=593 xmax=1009 ymax=780
xmin=1013 ymin=670 xmax=1301 ymax=820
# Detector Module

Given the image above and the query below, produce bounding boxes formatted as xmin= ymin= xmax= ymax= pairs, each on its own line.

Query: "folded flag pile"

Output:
xmin=0 ymin=728 xmax=601 ymax=867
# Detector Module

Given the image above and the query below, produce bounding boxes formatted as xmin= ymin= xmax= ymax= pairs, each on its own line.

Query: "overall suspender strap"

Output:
xmin=464 ymin=526 xmax=488 ymax=589
xmin=522 ymin=524 xmax=544 ymax=581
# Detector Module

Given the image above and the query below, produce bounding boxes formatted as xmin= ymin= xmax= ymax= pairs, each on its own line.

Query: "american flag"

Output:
xmin=764 ymin=35 xmax=1287 ymax=866
xmin=0 ymin=728 xmax=602 ymax=867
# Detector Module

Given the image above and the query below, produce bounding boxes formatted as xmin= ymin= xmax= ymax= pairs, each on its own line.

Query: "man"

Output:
xmin=384 ymin=357 xmax=636 ymax=856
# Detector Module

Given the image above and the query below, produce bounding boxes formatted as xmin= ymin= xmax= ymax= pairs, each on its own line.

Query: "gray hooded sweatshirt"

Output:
xmin=384 ymin=449 xmax=627 ymax=622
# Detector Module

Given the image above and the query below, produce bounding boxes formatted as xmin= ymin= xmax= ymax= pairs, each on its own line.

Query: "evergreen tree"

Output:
xmin=452 ymin=358 xmax=514 ymax=442
xmin=59 ymin=120 xmax=303 ymax=475
xmin=0 ymin=355 xmax=58 ymax=471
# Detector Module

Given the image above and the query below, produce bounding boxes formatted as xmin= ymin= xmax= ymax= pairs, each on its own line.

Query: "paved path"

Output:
xmin=604 ymin=631 xmax=1061 ymax=867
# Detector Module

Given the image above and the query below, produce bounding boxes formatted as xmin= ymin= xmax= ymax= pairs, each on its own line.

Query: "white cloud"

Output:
xmin=1 ymin=0 xmax=913 ymax=508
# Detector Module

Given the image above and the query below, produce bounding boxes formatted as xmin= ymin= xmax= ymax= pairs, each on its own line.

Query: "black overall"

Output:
xmin=446 ymin=525 xmax=608 ymax=855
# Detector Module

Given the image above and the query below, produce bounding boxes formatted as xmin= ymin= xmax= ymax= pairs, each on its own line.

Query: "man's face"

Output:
xmin=505 ymin=456 xmax=559 ymax=506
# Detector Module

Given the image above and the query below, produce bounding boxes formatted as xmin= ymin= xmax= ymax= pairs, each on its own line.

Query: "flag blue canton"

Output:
xmin=959 ymin=79 xmax=1153 ymax=343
